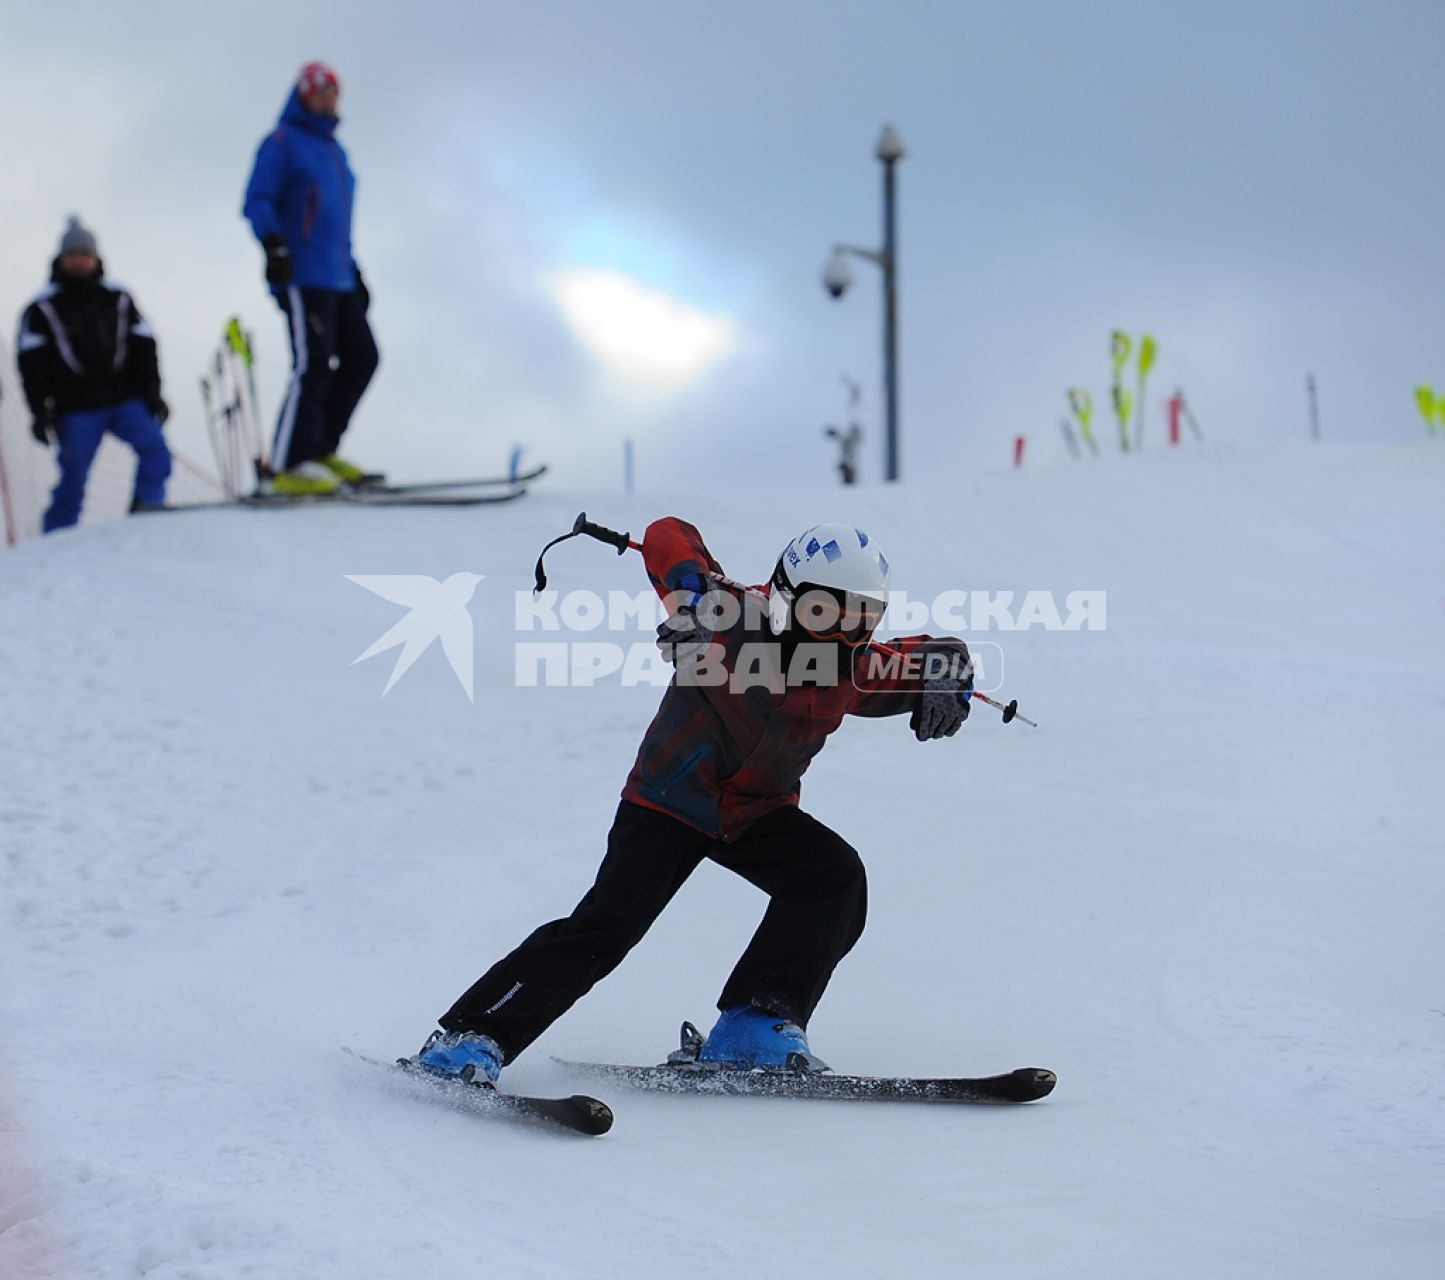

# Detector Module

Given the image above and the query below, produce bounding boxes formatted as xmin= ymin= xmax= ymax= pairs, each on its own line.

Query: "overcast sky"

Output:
xmin=3 ymin=0 xmax=1443 ymax=490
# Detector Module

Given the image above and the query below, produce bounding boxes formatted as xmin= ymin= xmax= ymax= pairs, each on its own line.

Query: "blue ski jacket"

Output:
xmin=243 ymin=88 xmax=358 ymax=290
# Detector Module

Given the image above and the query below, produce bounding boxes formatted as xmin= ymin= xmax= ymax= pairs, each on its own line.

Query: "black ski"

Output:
xmin=553 ymin=1021 xmax=1054 ymax=1106
xmin=327 ymin=486 xmax=528 ymax=508
xmin=343 ymin=1048 xmax=613 ymax=1137
xmin=556 ymin=1059 xmax=1054 ymax=1104
xmin=363 ymin=463 xmax=549 ymax=495
xmin=236 ymin=487 xmax=527 ymax=508
xmin=153 ymin=487 xmax=529 ymax=513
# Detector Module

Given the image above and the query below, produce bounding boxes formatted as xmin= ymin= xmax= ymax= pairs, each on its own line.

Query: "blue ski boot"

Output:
xmin=414 ymin=1028 xmax=504 ymax=1084
xmin=696 ymin=1005 xmax=829 ymax=1071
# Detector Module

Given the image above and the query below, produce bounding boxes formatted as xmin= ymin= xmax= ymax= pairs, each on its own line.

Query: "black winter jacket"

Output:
xmin=16 ymin=260 xmax=163 ymax=419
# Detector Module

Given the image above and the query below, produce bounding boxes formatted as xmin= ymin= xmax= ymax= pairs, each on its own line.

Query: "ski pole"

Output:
xmin=1178 ymin=389 xmax=1204 ymax=441
xmin=199 ymin=375 xmax=229 ymax=498
xmin=1058 ymin=417 xmax=1081 ymax=459
xmin=534 ymin=511 xmax=641 ymax=592
xmin=969 ymin=691 xmax=1038 ymax=727
xmin=864 ymin=640 xmax=1038 ymax=728
xmin=226 ymin=317 xmax=268 ymax=480
xmin=213 ymin=349 xmax=243 ymax=495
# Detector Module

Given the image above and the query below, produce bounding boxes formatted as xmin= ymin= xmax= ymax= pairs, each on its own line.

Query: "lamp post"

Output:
xmin=822 ymin=124 xmax=906 ymax=481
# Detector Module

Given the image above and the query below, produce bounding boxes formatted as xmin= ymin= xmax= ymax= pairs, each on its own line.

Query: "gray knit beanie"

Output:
xmin=59 ymin=215 xmax=98 ymax=257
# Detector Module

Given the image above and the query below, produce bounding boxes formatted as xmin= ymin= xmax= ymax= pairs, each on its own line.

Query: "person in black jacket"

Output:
xmin=16 ymin=217 xmax=172 ymax=532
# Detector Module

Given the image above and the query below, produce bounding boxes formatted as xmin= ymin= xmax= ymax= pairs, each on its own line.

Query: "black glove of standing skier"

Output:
xmin=911 ymin=671 xmax=972 ymax=741
xmin=262 ymin=234 xmax=293 ymax=288
xmin=30 ymin=406 xmax=57 ymax=445
xmin=656 ymin=601 xmax=715 ymax=670
xmin=147 ymin=396 xmax=170 ymax=428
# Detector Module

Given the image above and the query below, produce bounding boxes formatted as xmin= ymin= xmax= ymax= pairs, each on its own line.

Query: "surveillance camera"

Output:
xmin=822 ymin=251 xmax=852 ymax=299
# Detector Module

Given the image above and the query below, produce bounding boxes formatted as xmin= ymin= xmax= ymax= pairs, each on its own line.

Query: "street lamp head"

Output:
xmin=875 ymin=124 xmax=907 ymax=163
xmin=821 ymin=248 xmax=853 ymax=299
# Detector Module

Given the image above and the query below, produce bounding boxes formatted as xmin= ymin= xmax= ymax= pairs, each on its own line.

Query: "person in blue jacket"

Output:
xmin=243 ymin=62 xmax=380 ymax=495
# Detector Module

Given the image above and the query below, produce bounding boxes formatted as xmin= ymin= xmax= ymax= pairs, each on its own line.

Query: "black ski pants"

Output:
xmin=441 ymin=800 xmax=868 ymax=1063
xmin=272 ymin=285 xmax=379 ymax=471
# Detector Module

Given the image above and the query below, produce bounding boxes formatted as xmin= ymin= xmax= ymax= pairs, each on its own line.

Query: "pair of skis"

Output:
xmin=356 ymin=462 xmax=548 ymax=497
xmin=242 ymin=462 xmax=547 ymax=509
xmin=352 ymin=1022 xmax=1056 ymax=1138
xmin=154 ymin=463 xmax=549 ymax=514
xmin=194 ymin=312 xmax=545 ymax=508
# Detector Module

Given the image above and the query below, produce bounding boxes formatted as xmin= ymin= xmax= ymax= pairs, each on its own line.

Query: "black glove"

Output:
xmin=262 ymin=234 xmax=293 ymax=288
xmin=656 ymin=602 xmax=715 ymax=670
xmin=147 ymin=397 xmax=170 ymax=427
xmin=911 ymin=673 xmax=972 ymax=741
xmin=354 ymin=267 xmax=371 ymax=314
xmin=30 ymin=407 xmax=57 ymax=445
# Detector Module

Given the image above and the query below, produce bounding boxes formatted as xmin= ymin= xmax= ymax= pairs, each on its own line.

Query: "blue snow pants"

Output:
xmin=44 ymin=399 xmax=172 ymax=533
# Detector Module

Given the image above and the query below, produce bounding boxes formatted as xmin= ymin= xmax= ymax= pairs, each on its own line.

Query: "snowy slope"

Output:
xmin=1 ymin=443 xmax=1442 ymax=1279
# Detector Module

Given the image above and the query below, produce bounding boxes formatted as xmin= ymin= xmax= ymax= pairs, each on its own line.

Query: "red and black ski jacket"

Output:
xmin=621 ymin=517 xmax=970 ymax=841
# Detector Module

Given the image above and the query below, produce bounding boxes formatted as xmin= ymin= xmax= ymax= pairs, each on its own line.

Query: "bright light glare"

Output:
xmin=548 ymin=267 xmax=736 ymax=391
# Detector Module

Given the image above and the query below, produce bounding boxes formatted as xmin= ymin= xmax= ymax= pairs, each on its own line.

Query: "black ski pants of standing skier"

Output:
xmin=440 ymin=800 xmax=868 ymax=1064
xmin=271 ymin=284 xmax=379 ymax=471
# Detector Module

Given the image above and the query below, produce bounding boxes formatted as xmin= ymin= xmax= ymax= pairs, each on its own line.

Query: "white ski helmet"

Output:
xmin=769 ymin=523 xmax=891 ymax=645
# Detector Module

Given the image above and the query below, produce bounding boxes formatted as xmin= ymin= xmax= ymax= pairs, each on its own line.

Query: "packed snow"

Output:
xmin=1 ymin=442 xmax=1442 ymax=1278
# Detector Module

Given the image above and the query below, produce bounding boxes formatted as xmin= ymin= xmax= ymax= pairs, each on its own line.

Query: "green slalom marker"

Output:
xmin=1111 ymin=330 xmax=1133 ymax=450
xmin=1068 ymin=387 xmax=1098 ymax=455
xmin=1112 ymin=383 xmax=1134 ymax=450
xmin=1136 ymin=334 xmax=1157 ymax=448
xmin=1414 ymin=384 xmax=1439 ymax=436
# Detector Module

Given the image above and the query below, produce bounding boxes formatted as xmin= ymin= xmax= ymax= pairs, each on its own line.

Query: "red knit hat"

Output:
xmin=297 ymin=62 xmax=340 ymax=96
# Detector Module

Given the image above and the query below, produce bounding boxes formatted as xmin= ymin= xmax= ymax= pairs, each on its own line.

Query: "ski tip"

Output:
xmin=569 ymin=1096 xmax=616 ymax=1136
xmin=1013 ymin=1068 xmax=1057 ymax=1101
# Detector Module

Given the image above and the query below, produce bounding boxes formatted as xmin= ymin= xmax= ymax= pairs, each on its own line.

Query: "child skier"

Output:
xmin=414 ymin=516 xmax=973 ymax=1081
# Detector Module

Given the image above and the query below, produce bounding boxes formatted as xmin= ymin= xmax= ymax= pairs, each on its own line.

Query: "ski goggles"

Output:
xmin=771 ymin=568 xmax=885 ymax=647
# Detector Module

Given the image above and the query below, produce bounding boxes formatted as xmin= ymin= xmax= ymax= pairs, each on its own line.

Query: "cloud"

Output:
xmin=5 ymin=0 xmax=1444 ymax=494
xmin=546 ymin=267 xmax=737 ymax=396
